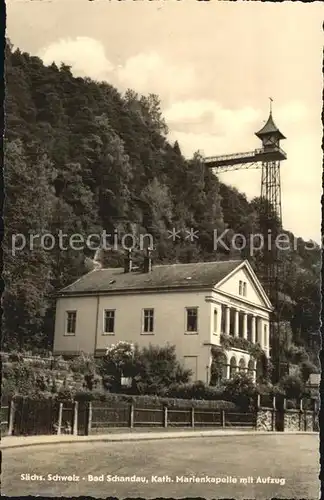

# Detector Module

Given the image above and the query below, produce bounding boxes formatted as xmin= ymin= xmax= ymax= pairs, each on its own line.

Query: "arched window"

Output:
xmin=239 ymin=358 xmax=246 ymax=372
xmin=210 ymin=350 xmax=227 ymax=385
xmin=229 ymin=357 xmax=237 ymax=378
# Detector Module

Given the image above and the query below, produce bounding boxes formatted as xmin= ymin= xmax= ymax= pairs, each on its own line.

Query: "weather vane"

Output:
xmin=269 ymin=97 xmax=273 ymax=113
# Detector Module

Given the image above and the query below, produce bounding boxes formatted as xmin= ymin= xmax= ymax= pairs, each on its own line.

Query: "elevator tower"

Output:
xmin=204 ymin=102 xmax=286 ymax=382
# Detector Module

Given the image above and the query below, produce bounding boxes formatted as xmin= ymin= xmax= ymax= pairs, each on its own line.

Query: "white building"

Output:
xmin=53 ymin=255 xmax=272 ymax=383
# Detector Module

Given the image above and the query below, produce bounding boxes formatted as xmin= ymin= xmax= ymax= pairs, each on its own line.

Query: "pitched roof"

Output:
xmin=255 ymin=112 xmax=286 ymax=140
xmin=59 ymin=259 xmax=243 ymax=295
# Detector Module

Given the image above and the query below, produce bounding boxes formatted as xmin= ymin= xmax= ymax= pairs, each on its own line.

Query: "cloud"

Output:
xmin=116 ymin=51 xmax=196 ymax=99
xmin=38 ymin=39 xmax=196 ymax=101
xmin=165 ymin=100 xmax=261 ymax=140
xmin=38 ymin=37 xmax=114 ymax=81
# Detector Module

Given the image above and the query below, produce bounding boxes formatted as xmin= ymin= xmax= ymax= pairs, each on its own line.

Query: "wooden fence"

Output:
xmin=1 ymin=396 xmax=318 ymax=437
xmin=0 ymin=405 xmax=10 ymax=437
xmin=87 ymin=403 xmax=256 ymax=434
xmin=2 ymin=399 xmax=256 ymax=436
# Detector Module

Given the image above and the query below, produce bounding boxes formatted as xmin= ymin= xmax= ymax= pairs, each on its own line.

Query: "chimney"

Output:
xmin=124 ymin=249 xmax=132 ymax=273
xmin=143 ymin=247 xmax=152 ymax=273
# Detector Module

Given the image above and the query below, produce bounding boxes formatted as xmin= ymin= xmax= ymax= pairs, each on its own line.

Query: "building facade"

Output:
xmin=53 ymin=257 xmax=272 ymax=383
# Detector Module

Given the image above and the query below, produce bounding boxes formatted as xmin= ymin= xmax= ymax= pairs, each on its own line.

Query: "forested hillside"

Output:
xmin=3 ymin=42 xmax=320 ymax=360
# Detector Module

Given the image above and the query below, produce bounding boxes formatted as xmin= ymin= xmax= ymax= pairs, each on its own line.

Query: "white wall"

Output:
xmin=54 ymin=290 xmax=213 ymax=382
xmin=53 ymin=296 xmax=98 ymax=355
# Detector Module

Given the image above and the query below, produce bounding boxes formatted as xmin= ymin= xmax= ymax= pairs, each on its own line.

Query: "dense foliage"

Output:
xmin=3 ymin=42 xmax=320 ymax=364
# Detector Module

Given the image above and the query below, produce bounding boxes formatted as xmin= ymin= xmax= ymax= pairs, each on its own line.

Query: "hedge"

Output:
xmin=73 ymin=390 xmax=238 ymax=410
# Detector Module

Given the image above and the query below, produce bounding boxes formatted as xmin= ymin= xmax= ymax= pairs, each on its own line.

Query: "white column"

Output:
xmin=226 ymin=363 xmax=230 ymax=379
xmin=225 ymin=306 xmax=230 ymax=335
xmin=251 ymin=315 xmax=256 ymax=344
xmin=243 ymin=313 xmax=248 ymax=340
xmin=234 ymin=310 xmax=239 ymax=337
xmin=264 ymin=322 xmax=269 ymax=356
xmin=259 ymin=318 xmax=264 ymax=349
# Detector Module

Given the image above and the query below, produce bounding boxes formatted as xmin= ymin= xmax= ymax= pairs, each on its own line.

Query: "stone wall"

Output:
xmin=284 ymin=409 xmax=301 ymax=431
xmin=256 ymin=409 xmax=274 ymax=431
xmin=257 ymin=408 xmax=317 ymax=432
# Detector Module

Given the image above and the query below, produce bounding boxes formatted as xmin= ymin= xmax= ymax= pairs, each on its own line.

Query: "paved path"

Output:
xmin=1 ymin=428 xmax=317 ymax=449
xmin=2 ymin=434 xmax=319 ymax=499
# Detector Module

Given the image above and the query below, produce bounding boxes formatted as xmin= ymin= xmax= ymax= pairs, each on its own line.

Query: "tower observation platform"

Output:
xmin=204 ymin=145 xmax=287 ymax=171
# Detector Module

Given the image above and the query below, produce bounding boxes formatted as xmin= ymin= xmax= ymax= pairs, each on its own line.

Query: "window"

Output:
xmin=104 ymin=310 xmax=115 ymax=334
xmin=239 ymin=280 xmax=247 ymax=296
xmin=213 ymin=308 xmax=218 ymax=334
xmin=66 ymin=311 xmax=76 ymax=335
xmin=186 ymin=307 xmax=198 ymax=333
xmin=143 ymin=309 xmax=154 ymax=333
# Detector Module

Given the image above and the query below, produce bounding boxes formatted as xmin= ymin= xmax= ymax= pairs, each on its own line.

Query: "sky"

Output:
xmin=6 ymin=0 xmax=323 ymax=242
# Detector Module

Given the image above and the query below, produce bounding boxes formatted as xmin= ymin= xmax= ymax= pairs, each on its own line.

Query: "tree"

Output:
xmin=2 ymin=140 xmax=54 ymax=349
xmin=131 ymin=344 xmax=192 ymax=395
xmin=100 ymin=341 xmax=135 ymax=392
xmin=222 ymin=372 xmax=257 ymax=410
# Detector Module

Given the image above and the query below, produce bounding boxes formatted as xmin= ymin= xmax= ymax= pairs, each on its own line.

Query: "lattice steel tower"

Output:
xmin=204 ymin=101 xmax=286 ymax=382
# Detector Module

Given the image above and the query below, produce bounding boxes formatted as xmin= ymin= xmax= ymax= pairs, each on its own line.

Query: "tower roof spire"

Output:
xmin=255 ymin=99 xmax=286 ymax=141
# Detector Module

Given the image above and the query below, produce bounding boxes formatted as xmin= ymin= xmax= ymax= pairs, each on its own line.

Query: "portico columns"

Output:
xmin=225 ymin=306 xmax=230 ymax=335
xmin=243 ymin=313 xmax=248 ymax=340
xmin=259 ymin=318 xmax=264 ymax=349
xmin=251 ymin=315 xmax=256 ymax=344
xmin=234 ymin=310 xmax=239 ymax=337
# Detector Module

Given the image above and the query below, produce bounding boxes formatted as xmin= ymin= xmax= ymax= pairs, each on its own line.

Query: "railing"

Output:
xmin=204 ymin=145 xmax=286 ymax=167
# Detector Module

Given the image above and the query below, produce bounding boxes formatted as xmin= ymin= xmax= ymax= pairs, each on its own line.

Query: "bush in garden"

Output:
xmin=222 ymin=372 xmax=257 ymax=410
xmin=278 ymin=374 xmax=306 ymax=400
xmin=69 ymin=353 xmax=97 ymax=374
xmin=131 ymin=344 xmax=192 ymax=395
xmin=299 ymin=360 xmax=318 ymax=383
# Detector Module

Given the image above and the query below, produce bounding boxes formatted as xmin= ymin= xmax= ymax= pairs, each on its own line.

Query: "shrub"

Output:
xmin=166 ymin=381 xmax=224 ymax=401
xmin=7 ymin=351 xmax=24 ymax=363
xmin=131 ymin=344 xmax=192 ymax=395
xmin=69 ymin=353 xmax=97 ymax=374
xmin=222 ymin=372 xmax=257 ymax=410
xmin=79 ymin=392 xmax=238 ymax=410
xmin=300 ymin=360 xmax=318 ymax=383
xmin=56 ymin=386 xmax=75 ymax=402
xmin=279 ymin=374 xmax=306 ymax=399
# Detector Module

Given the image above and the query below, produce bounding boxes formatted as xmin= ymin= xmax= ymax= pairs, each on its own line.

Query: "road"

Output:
xmin=2 ymin=434 xmax=319 ymax=499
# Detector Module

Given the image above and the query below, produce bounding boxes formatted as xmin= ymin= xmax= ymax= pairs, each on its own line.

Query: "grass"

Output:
xmin=2 ymin=434 xmax=319 ymax=499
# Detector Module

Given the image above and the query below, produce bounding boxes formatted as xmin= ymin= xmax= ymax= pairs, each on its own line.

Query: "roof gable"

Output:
xmin=59 ymin=260 xmax=243 ymax=296
xmin=214 ymin=260 xmax=272 ymax=310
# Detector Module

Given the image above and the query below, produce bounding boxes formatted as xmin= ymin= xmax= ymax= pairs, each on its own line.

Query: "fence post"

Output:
xmin=163 ymin=406 xmax=168 ymax=428
xmin=256 ymin=393 xmax=261 ymax=410
xmin=221 ymin=410 xmax=225 ymax=429
xmin=57 ymin=402 xmax=63 ymax=435
xmin=129 ymin=403 xmax=134 ymax=429
xmin=191 ymin=407 xmax=195 ymax=428
xmin=299 ymin=399 xmax=303 ymax=431
xmin=73 ymin=401 xmax=79 ymax=436
xmin=8 ymin=399 xmax=15 ymax=436
xmin=86 ymin=402 xmax=92 ymax=436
